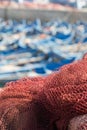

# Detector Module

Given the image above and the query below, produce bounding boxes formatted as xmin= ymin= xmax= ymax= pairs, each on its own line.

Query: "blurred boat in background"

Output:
xmin=0 ymin=18 xmax=87 ymax=81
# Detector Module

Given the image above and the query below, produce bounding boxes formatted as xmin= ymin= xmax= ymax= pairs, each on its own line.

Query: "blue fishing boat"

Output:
xmin=0 ymin=18 xmax=87 ymax=82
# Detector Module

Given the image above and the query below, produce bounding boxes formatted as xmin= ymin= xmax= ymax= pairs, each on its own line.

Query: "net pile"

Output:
xmin=0 ymin=77 xmax=46 ymax=130
xmin=0 ymin=54 xmax=87 ymax=130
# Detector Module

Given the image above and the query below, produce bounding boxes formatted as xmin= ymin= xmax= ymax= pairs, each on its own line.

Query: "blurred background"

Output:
xmin=0 ymin=0 xmax=87 ymax=87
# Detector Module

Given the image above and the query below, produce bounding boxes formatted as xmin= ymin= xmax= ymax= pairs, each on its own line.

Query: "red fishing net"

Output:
xmin=0 ymin=55 xmax=87 ymax=130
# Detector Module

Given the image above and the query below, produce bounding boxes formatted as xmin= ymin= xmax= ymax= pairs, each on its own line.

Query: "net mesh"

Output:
xmin=0 ymin=55 xmax=87 ymax=130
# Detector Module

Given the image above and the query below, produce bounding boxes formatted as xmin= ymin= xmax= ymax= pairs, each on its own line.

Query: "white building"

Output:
xmin=76 ymin=0 xmax=87 ymax=9
xmin=33 ymin=0 xmax=50 ymax=4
